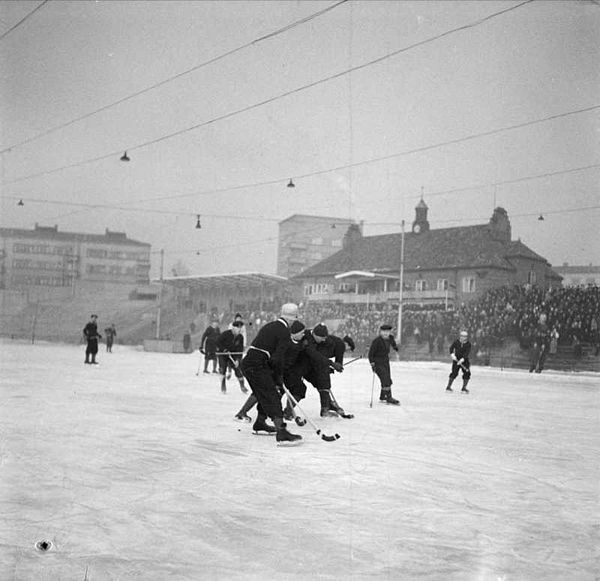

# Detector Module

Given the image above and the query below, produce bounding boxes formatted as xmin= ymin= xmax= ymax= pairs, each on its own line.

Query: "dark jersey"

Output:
xmin=83 ymin=322 xmax=100 ymax=341
xmin=247 ymin=318 xmax=291 ymax=376
xmin=368 ymin=335 xmax=397 ymax=363
xmin=216 ymin=329 xmax=244 ymax=354
xmin=449 ymin=339 xmax=471 ymax=360
xmin=201 ymin=326 xmax=220 ymax=351
xmin=315 ymin=334 xmax=346 ymax=365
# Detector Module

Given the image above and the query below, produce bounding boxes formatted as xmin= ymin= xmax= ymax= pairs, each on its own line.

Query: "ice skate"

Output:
xmin=252 ymin=416 xmax=277 ymax=435
xmin=380 ymin=390 xmax=400 ymax=405
xmin=276 ymin=426 xmax=303 ymax=446
xmin=320 ymin=407 xmax=338 ymax=418
xmin=234 ymin=413 xmax=252 ymax=423
xmin=461 ymin=387 xmax=470 ymax=394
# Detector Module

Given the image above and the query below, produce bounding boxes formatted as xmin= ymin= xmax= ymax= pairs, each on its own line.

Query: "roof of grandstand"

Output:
xmin=159 ymin=272 xmax=289 ymax=289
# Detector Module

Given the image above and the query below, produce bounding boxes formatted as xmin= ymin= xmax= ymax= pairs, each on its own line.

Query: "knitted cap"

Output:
xmin=313 ymin=323 xmax=328 ymax=337
xmin=290 ymin=320 xmax=306 ymax=334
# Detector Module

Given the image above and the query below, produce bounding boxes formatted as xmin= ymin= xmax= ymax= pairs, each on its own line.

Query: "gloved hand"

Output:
xmin=451 ymin=353 xmax=457 ymax=361
xmin=458 ymin=358 xmax=464 ymax=365
xmin=331 ymin=361 xmax=343 ymax=373
xmin=393 ymin=346 xmax=399 ymax=352
xmin=200 ymin=348 xmax=205 ymax=354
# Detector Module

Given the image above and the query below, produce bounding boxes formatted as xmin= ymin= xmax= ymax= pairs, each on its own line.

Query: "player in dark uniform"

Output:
xmin=279 ymin=322 xmax=342 ymax=420
xmin=200 ymin=321 xmax=220 ymax=374
xmin=368 ymin=323 xmax=400 ymax=405
xmin=240 ymin=303 xmax=302 ymax=445
xmin=446 ymin=330 xmax=471 ymax=393
xmin=104 ymin=323 xmax=116 ymax=352
xmin=312 ymin=327 xmax=355 ymax=417
xmin=216 ymin=321 xmax=247 ymax=394
xmin=83 ymin=314 xmax=102 ymax=365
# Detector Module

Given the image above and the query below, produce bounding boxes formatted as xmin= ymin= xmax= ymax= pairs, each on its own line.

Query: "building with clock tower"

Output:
xmin=412 ymin=196 xmax=430 ymax=234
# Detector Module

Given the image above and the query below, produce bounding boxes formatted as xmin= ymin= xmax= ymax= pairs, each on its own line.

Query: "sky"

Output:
xmin=1 ymin=0 xmax=599 ymax=279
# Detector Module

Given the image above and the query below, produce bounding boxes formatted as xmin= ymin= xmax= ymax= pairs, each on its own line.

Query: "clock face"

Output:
xmin=413 ymin=224 xmax=421 ymax=233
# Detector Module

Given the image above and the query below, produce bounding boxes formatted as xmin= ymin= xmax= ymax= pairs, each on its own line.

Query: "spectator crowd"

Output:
xmin=197 ymin=284 xmax=600 ymax=362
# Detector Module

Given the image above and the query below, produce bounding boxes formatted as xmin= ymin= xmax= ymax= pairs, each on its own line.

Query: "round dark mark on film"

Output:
xmin=35 ymin=540 xmax=52 ymax=552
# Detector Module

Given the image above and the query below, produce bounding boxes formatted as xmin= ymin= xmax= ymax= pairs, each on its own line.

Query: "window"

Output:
xmin=462 ymin=277 xmax=476 ymax=293
xmin=415 ymin=279 xmax=427 ymax=291
xmin=311 ymin=237 xmax=323 ymax=245
xmin=87 ymin=249 xmax=107 ymax=258
xmin=331 ymin=239 xmax=342 ymax=247
xmin=527 ymin=270 xmax=537 ymax=285
xmin=437 ymin=279 xmax=448 ymax=291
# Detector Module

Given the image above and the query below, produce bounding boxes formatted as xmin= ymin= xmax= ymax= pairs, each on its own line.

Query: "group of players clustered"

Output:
xmin=82 ymin=304 xmax=472 ymax=446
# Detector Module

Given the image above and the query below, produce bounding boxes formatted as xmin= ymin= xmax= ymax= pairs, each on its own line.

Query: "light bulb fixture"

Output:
xmin=120 ymin=151 xmax=130 ymax=162
xmin=537 ymin=214 xmax=544 ymax=221
xmin=287 ymin=178 xmax=295 ymax=188
xmin=17 ymin=199 xmax=24 ymax=206
xmin=196 ymin=215 xmax=201 ymax=229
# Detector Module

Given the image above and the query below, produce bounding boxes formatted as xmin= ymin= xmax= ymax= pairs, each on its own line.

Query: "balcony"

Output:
xmin=305 ymin=289 xmax=457 ymax=305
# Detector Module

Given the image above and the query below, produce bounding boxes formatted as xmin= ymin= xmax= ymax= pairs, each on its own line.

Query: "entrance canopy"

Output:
xmin=334 ymin=270 xmax=399 ymax=281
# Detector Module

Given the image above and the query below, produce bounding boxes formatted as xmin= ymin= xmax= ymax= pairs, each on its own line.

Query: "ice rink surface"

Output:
xmin=1 ymin=340 xmax=598 ymax=580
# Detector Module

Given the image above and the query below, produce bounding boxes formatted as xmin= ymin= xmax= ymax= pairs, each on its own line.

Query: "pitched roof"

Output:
xmin=294 ymin=224 xmax=544 ymax=278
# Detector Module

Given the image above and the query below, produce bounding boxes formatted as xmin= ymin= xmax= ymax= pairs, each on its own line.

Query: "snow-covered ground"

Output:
xmin=1 ymin=340 xmax=598 ymax=580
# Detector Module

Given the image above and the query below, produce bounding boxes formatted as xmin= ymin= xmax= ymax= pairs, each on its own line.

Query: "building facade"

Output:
xmin=293 ymin=203 xmax=562 ymax=308
xmin=553 ymin=264 xmax=600 ymax=286
xmin=277 ymin=214 xmax=357 ymax=278
xmin=0 ymin=224 xmax=151 ymax=292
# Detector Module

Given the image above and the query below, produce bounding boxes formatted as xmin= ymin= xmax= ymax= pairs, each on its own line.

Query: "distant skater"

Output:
xmin=216 ymin=321 xmax=247 ymax=394
xmin=368 ymin=324 xmax=400 ymax=405
xmin=200 ymin=320 xmax=220 ymax=374
xmin=104 ymin=323 xmax=117 ymax=352
xmin=83 ymin=314 xmax=102 ymax=365
xmin=446 ymin=330 xmax=471 ymax=393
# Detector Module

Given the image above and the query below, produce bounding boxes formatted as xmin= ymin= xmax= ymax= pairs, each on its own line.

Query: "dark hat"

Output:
xmin=380 ymin=324 xmax=393 ymax=331
xmin=232 ymin=321 xmax=244 ymax=328
xmin=290 ymin=320 xmax=306 ymax=334
xmin=91 ymin=314 xmax=98 ymax=318
xmin=343 ymin=335 xmax=355 ymax=351
xmin=313 ymin=323 xmax=328 ymax=337
xmin=234 ymin=313 xmax=242 ymax=319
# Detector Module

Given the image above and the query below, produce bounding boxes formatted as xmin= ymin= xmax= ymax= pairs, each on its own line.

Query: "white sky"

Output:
xmin=1 ymin=0 xmax=599 ymax=278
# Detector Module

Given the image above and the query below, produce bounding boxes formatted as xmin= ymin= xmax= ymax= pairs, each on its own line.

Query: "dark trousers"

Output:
xmin=373 ymin=358 xmax=392 ymax=388
xmin=85 ymin=339 xmax=98 ymax=362
xmin=241 ymin=356 xmax=283 ymax=421
xmin=218 ymin=354 xmax=243 ymax=378
xmin=449 ymin=360 xmax=470 ymax=380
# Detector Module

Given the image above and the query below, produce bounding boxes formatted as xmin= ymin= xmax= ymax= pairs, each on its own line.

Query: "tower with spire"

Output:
xmin=412 ymin=187 xmax=430 ymax=234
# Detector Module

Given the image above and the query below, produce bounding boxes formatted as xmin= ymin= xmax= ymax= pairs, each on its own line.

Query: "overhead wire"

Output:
xmin=0 ymin=0 xmax=49 ymax=43
xmin=2 ymin=0 xmax=534 ymax=186
xmin=0 ymin=0 xmax=348 ymax=154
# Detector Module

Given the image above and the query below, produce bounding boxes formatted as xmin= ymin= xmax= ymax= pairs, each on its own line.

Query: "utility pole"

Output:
xmin=396 ymin=220 xmax=405 ymax=344
xmin=156 ymin=249 xmax=164 ymax=340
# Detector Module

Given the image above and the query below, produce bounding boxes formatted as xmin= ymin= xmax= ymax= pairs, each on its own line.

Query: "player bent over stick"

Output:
xmin=239 ymin=303 xmax=303 ymax=446
xmin=446 ymin=330 xmax=471 ymax=394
